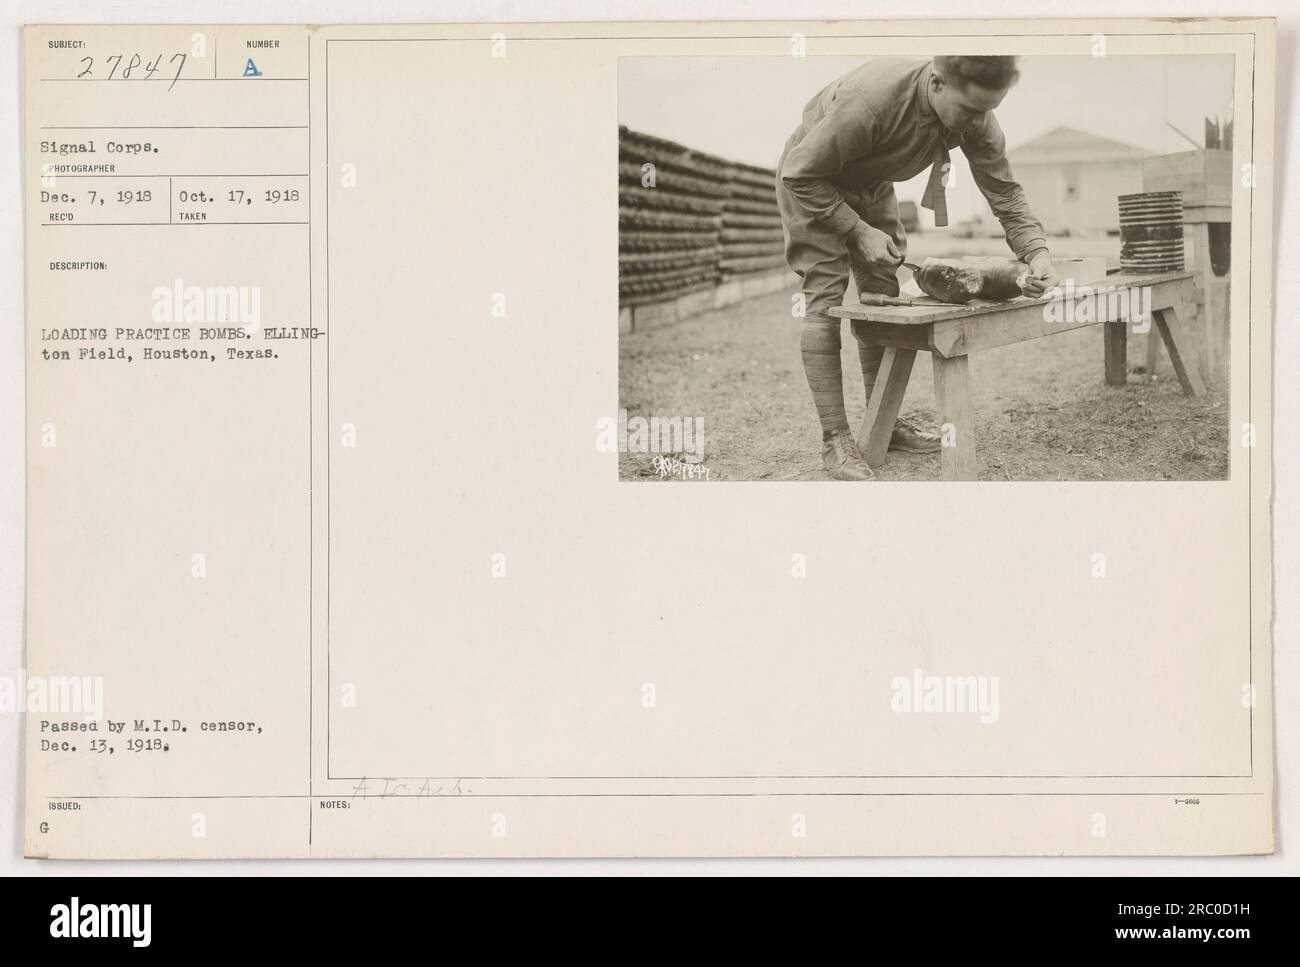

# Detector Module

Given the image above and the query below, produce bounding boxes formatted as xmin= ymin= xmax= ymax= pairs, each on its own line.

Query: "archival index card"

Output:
xmin=22 ymin=19 xmax=1274 ymax=857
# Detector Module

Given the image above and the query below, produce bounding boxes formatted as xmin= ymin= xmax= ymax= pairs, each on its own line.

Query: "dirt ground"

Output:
xmin=618 ymin=286 xmax=1229 ymax=482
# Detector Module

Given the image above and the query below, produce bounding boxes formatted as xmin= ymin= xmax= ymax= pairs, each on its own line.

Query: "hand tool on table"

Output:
xmin=860 ymin=292 xmax=967 ymax=308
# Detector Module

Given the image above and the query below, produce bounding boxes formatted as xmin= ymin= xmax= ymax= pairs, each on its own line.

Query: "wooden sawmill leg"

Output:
xmin=1153 ymin=305 xmax=1206 ymax=397
xmin=858 ymin=347 xmax=917 ymax=469
xmin=1104 ymin=319 xmax=1129 ymax=387
xmin=931 ymin=353 xmax=977 ymax=481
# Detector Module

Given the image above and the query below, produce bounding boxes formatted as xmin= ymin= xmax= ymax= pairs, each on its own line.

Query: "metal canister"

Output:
xmin=1118 ymin=191 xmax=1185 ymax=272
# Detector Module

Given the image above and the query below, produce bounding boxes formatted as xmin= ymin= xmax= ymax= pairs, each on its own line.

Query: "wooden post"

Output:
xmin=1190 ymin=221 xmax=1216 ymax=380
xmin=1140 ymin=150 xmax=1230 ymax=384
xmin=858 ymin=347 xmax=916 ymax=468
xmin=1217 ymin=277 xmax=1231 ymax=373
xmin=931 ymin=353 xmax=976 ymax=481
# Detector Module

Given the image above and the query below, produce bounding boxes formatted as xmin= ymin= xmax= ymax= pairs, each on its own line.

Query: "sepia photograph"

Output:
xmin=618 ymin=52 xmax=1235 ymax=481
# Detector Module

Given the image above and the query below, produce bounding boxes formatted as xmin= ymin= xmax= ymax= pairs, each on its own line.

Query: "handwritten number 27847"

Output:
xmin=76 ymin=53 xmax=187 ymax=91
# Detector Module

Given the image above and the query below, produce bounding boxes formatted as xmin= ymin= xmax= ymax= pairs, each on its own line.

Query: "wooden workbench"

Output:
xmin=828 ymin=270 xmax=1201 ymax=480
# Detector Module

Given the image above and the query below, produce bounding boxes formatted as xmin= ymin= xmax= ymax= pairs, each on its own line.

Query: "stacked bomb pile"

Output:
xmin=618 ymin=127 xmax=728 ymax=307
xmin=717 ymin=162 xmax=786 ymax=281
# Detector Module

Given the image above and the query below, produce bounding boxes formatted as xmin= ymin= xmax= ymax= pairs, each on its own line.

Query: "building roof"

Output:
xmin=1006 ymin=126 xmax=1153 ymax=166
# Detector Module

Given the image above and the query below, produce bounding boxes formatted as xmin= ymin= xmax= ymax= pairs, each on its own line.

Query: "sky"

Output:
xmin=619 ymin=53 xmax=1235 ymax=223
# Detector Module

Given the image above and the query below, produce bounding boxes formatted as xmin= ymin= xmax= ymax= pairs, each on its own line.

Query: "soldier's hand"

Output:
xmin=1021 ymin=251 xmax=1060 ymax=298
xmin=847 ymin=222 xmax=901 ymax=270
